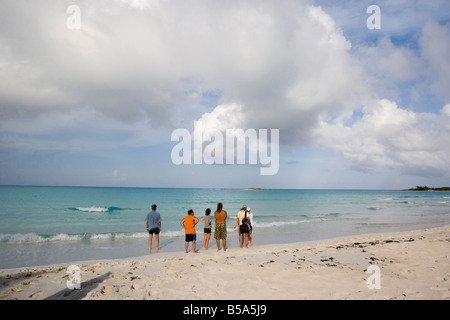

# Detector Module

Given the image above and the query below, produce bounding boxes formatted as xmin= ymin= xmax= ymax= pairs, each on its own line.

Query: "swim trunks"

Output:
xmin=148 ymin=227 xmax=160 ymax=235
xmin=185 ymin=234 xmax=196 ymax=242
xmin=214 ymin=223 xmax=227 ymax=240
xmin=204 ymin=227 xmax=211 ymax=234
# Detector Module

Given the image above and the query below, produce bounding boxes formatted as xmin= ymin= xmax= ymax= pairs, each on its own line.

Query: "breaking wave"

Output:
xmin=0 ymin=232 xmax=148 ymax=244
xmin=68 ymin=206 xmax=124 ymax=213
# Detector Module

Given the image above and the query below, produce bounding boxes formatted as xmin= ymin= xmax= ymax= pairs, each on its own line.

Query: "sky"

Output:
xmin=0 ymin=0 xmax=449 ymax=189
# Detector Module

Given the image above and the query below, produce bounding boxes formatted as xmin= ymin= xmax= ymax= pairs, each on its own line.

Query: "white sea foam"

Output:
xmin=76 ymin=206 xmax=109 ymax=212
xmin=0 ymin=232 xmax=151 ymax=244
xmin=0 ymin=233 xmax=82 ymax=243
xmin=0 ymin=218 xmax=326 ymax=244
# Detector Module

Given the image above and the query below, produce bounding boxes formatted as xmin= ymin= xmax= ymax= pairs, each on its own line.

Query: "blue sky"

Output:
xmin=0 ymin=0 xmax=449 ymax=189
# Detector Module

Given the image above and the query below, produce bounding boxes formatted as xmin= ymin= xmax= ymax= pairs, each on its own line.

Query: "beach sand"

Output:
xmin=1 ymin=225 xmax=449 ymax=300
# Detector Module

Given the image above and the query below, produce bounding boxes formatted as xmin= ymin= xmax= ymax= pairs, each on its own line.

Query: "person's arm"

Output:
xmin=234 ymin=217 xmax=239 ymax=229
xmin=180 ymin=217 xmax=185 ymax=229
xmin=158 ymin=221 xmax=161 ymax=231
xmin=193 ymin=216 xmax=199 ymax=225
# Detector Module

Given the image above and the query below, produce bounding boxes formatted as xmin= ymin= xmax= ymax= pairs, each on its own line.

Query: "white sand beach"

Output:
xmin=1 ymin=225 xmax=449 ymax=300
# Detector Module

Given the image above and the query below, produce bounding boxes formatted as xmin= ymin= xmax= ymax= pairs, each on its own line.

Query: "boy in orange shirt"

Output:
xmin=180 ymin=209 xmax=199 ymax=253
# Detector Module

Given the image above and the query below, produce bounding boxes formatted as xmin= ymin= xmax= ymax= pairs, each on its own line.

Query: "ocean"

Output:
xmin=1 ymin=186 xmax=449 ymax=269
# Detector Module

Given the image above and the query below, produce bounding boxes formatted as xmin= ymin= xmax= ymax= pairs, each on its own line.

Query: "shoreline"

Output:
xmin=1 ymin=224 xmax=449 ymax=300
xmin=1 ymin=220 xmax=446 ymax=270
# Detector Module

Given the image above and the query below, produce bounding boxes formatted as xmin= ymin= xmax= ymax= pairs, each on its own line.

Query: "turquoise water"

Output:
xmin=1 ymin=186 xmax=449 ymax=268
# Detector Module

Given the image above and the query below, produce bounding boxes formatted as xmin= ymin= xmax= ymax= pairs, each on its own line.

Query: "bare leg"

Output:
xmin=216 ymin=239 xmax=220 ymax=251
xmin=185 ymin=241 xmax=189 ymax=253
xmin=193 ymin=241 xmax=199 ymax=253
xmin=148 ymin=234 xmax=153 ymax=254
xmin=155 ymin=234 xmax=160 ymax=252
xmin=205 ymin=233 xmax=211 ymax=249
xmin=223 ymin=239 xmax=226 ymax=251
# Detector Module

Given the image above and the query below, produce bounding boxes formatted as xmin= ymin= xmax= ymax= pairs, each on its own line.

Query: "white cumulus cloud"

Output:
xmin=315 ymin=99 xmax=450 ymax=174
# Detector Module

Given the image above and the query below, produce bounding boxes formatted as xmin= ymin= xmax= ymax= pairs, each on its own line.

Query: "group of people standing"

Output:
xmin=145 ymin=203 xmax=253 ymax=254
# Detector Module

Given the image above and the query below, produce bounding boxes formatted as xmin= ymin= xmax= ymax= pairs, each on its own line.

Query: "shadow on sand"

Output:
xmin=44 ymin=272 xmax=112 ymax=300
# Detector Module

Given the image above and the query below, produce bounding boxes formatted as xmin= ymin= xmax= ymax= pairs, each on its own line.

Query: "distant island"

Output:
xmin=402 ymin=186 xmax=450 ymax=192
xmin=244 ymin=188 xmax=272 ymax=191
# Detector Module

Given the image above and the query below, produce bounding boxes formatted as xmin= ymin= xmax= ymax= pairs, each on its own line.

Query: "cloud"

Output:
xmin=0 ymin=0 xmax=369 ymax=148
xmin=190 ymin=3 xmax=369 ymax=147
xmin=0 ymin=0 xmax=449 ymax=180
xmin=420 ymin=22 xmax=450 ymax=99
xmin=195 ymin=103 xmax=244 ymax=132
xmin=120 ymin=0 xmax=154 ymax=10
xmin=314 ymin=0 xmax=450 ymax=45
xmin=0 ymin=107 xmax=165 ymax=151
xmin=191 ymin=6 xmax=450 ymax=177
xmin=315 ymin=99 xmax=450 ymax=175
xmin=358 ymin=36 xmax=424 ymax=84
xmin=352 ymin=21 xmax=450 ymax=109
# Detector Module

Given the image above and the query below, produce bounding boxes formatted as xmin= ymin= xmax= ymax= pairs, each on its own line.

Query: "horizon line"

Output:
xmin=0 ymin=183 xmax=430 ymax=191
